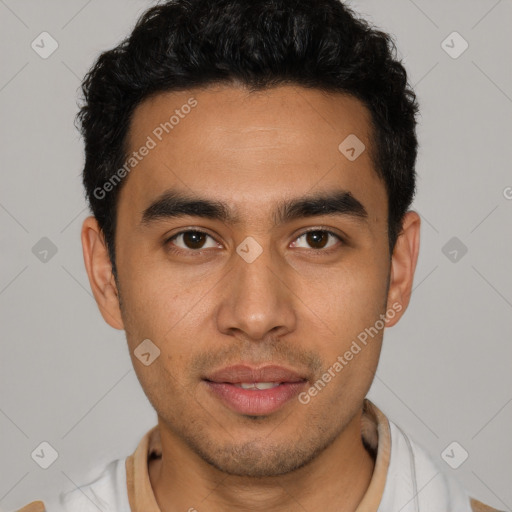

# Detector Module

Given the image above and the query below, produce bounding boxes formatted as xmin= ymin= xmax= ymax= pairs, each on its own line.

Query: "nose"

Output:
xmin=215 ymin=241 xmax=298 ymax=342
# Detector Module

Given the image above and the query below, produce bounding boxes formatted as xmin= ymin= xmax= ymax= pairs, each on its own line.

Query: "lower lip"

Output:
xmin=204 ymin=381 xmax=307 ymax=415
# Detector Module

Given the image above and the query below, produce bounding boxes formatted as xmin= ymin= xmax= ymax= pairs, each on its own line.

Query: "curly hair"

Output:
xmin=77 ymin=0 xmax=419 ymax=278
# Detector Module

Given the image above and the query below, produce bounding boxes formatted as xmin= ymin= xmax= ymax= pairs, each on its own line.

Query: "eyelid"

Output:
xmin=165 ymin=228 xmax=220 ymax=254
xmin=291 ymin=228 xmax=344 ymax=250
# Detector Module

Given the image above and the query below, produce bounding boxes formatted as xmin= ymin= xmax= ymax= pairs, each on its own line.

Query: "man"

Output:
xmin=16 ymin=0 xmax=501 ymax=510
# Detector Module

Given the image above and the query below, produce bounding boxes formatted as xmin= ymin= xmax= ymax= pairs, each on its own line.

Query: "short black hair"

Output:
xmin=77 ymin=0 xmax=419 ymax=279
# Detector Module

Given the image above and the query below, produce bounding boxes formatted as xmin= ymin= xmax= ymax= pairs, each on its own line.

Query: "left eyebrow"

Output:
xmin=276 ymin=190 xmax=368 ymax=225
xmin=140 ymin=188 xmax=369 ymax=227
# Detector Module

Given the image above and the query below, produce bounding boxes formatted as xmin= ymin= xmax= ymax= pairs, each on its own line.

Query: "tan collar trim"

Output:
xmin=125 ymin=424 xmax=161 ymax=511
xmin=355 ymin=399 xmax=391 ymax=511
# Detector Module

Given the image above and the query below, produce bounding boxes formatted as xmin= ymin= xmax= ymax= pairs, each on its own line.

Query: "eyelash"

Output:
xmin=164 ymin=228 xmax=344 ymax=256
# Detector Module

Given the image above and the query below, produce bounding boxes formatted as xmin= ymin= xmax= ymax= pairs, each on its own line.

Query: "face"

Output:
xmin=83 ymin=84 xmax=419 ymax=478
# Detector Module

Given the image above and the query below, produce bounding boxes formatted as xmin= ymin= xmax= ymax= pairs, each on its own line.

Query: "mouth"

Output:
xmin=202 ymin=364 xmax=309 ymax=416
xmin=231 ymin=382 xmax=288 ymax=390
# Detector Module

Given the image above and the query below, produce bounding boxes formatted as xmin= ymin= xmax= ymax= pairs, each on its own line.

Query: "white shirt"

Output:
xmin=19 ymin=399 xmax=498 ymax=512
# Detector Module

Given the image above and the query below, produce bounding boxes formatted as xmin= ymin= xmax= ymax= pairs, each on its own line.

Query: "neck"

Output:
xmin=149 ymin=408 xmax=376 ymax=512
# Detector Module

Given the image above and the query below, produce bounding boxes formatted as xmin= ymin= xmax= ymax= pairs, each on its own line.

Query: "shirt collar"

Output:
xmin=125 ymin=398 xmax=391 ymax=511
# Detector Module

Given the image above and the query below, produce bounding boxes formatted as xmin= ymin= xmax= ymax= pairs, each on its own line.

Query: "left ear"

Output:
xmin=385 ymin=210 xmax=421 ymax=327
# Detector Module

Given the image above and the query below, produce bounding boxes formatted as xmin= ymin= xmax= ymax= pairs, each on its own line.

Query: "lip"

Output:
xmin=204 ymin=364 xmax=307 ymax=384
xmin=203 ymin=364 xmax=308 ymax=415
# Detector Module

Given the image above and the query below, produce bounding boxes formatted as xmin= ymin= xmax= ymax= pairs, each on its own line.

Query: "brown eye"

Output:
xmin=306 ymin=231 xmax=329 ymax=249
xmin=182 ymin=231 xmax=207 ymax=249
xmin=291 ymin=230 xmax=342 ymax=251
xmin=167 ymin=231 xmax=218 ymax=251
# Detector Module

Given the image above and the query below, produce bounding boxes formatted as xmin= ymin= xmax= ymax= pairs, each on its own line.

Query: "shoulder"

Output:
xmin=384 ymin=418 xmax=503 ymax=512
xmin=59 ymin=457 xmax=129 ymax=511
xmin=13 ymin=494 xmax=504 ymax=512
xmin=470 ymin=497 xmax=505 ymax=512
xmin=12 ymin=457 xmax=130 ymax=512
xmin=13 ymin=502 xmax=46 ymax=512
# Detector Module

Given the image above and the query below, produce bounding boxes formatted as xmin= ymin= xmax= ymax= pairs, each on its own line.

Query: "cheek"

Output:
xmin=297 ymin=259 xmax=387 ymax=390
xmin=301 ymin=258 xmax=387 ymax=327
xmin=118 ymin=241 xmax=187 ymax=310
xmin=119 ymin=268 xmax=214 ymax=372
xmin=130 ymin=351 xmax=192 ymax=424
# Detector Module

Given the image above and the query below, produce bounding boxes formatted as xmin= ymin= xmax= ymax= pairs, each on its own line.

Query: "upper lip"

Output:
xmin=204 ymin=364 xmax=307 ymax=384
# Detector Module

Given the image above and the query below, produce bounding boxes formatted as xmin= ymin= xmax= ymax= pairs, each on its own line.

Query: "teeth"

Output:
xmin=235 ymin=382 xmax=281 ymax=390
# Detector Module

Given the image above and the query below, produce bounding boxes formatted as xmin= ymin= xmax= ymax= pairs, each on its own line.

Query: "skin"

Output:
xmin=82 ymin=84 xmax=420 ymax=512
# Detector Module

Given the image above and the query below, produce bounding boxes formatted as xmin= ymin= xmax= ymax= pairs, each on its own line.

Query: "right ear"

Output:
xmin=81 ymin=216 xmax=124 ymax=330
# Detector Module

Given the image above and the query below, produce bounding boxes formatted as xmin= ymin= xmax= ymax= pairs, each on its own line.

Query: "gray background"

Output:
xmin=1 ymin=0 xmax=511 ymax=510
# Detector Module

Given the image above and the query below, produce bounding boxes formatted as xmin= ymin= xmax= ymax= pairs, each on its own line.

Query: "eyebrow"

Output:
xmin=140 ymin=188 xmax=368 ymax=227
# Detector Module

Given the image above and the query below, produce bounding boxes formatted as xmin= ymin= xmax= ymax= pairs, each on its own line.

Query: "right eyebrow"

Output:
xmin=141 ymin=190 xmax=240 ymax=226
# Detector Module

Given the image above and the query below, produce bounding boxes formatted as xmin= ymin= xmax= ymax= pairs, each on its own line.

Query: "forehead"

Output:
xmin=120 ymin=84 xmax=386 ymax=226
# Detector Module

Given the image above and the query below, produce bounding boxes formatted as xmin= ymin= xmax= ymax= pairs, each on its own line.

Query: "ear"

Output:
xmin=81 ymin=216 xmax=124 ymax=330
xmin=385 ymin=211 xmax=421 ymax=327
